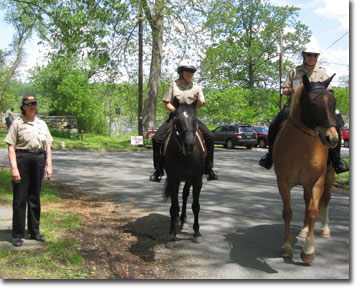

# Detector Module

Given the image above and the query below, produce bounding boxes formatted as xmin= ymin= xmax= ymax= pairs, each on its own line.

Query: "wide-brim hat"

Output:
xmin=22 ymin=94 xmax=37 ymax=104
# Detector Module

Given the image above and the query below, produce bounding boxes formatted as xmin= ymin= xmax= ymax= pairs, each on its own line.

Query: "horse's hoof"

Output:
xmin=180 ymin=222 xmax=188 ymax=231
xmin=301 ymin=250 xmax=315 ymax=264
xmin=193 ymin=232 xmax=203 ymax=243
xmin=297 ymin=229 xmax=308 ymax=238
xmin=280 ymin=247 xmax=293 ymax=258
xmin=320 ymin=229 xmax=331 ymax=238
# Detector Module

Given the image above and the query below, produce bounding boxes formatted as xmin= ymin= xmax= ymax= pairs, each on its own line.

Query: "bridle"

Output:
xmin=173 ymin=115 xmax=197 ymax=155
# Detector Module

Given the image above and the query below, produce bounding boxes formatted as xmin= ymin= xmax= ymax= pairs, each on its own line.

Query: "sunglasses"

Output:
xmin=305 ymin=53 xmax=319 ymax=57
xmin=25 ymin=102 xmax=37 ymax=107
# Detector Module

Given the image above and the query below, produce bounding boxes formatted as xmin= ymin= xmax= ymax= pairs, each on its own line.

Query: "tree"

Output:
xmin=0 ymin=1 xmax=40 ymax=112
xmin=198 ymin=0 xmax=311 ymax=89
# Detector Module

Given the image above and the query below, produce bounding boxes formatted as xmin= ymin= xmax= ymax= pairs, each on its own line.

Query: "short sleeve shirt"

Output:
xmin=4 ymin=116 xmax=53 ymax=151
xmin=163 ymin=79 xmax=205 ymax=109
xmin=283 ymin=64 xmax=331 ymax=91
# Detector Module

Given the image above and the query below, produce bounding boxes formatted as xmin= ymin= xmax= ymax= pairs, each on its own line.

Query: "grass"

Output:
xmin=0 ymin=129 xmax=151 ymax=151
xmin=0 ymin=168 xmax=88 ymax=279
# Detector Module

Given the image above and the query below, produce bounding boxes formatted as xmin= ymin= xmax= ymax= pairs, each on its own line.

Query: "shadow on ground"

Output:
xmin=224 ymin=224 xmax=305 ymax=273
xmin=124 ymin=213 xmax=170 ymax=262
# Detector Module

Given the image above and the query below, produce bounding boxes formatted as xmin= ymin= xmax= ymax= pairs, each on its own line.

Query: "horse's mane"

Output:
xmin=289 ymin=84 xmax=304 ymax=122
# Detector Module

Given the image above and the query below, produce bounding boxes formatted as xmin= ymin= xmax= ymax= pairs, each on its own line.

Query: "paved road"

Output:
xmin=0 ymin=148 xmax=350 ymax=279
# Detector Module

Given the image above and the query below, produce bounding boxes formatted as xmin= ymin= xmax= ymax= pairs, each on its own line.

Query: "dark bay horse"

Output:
xmin=163 ymin=97 xmax=206 ymax=246
xmin=273 ymin=74 xmax=337 ymax=264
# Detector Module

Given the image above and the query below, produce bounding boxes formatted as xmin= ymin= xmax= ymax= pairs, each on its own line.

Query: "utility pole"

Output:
xmin=138 ymin=4 xmax=144 ymax=137
xmin=279 ymin=31 xmax=284 ymax=110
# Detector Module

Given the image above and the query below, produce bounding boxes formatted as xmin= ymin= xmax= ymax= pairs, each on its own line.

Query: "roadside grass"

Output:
xmin=0 ymin=168 xmax=87 ymax=279
xmin=0 ymin=129 xmax=150 ymax=151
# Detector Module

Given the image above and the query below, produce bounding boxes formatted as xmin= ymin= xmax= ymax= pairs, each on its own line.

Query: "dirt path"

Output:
xmin=52 ymin=180 xmax=190 ymax=279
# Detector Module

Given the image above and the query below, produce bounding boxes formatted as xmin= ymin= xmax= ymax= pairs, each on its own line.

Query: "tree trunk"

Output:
xmin=141 ymin=0 xmax=164 ymax=132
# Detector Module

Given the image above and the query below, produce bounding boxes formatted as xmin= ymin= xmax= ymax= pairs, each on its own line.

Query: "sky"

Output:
xmin=0 ymin=0 xmax=353 ymax=85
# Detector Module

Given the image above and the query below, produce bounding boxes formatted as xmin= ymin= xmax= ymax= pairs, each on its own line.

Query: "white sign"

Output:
xmin=131 ymin=136 xmax=143 ymax=146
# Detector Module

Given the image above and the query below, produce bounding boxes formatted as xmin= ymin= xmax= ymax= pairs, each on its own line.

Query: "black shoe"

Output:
xmin=206 ymin=168 xmax=218 ymax=181
xmin=30 ymin=234 xmax=46 ymax=242
xmin=259 ymin=153 xmax=273 ymax=169
xmin=150 ymin=169 xmax=164 ymax=182
xmin=13 ymin=238 xmax=23 ymax=247
xmin=335 ymin=159 xmax=349 ymax=174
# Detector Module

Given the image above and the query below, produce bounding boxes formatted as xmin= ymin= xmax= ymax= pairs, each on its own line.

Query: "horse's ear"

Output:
xmin=322 ymin=73 xmax=336 ymax=89
xmin=173 ymin=97 xmax=180 ymax=109
xmin=302 ymin=74 xmax=310 ymax=90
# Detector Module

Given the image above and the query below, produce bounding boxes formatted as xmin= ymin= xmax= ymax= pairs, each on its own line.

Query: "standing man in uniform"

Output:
xmin=259 ymin=44 xmax=348 ymax=174
xmin=4 ymin=94 xmax=53 ymax=247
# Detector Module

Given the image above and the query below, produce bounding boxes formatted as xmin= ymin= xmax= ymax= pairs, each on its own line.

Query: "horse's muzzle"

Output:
xmin=318 ymin=126 xmax=338 ymax=148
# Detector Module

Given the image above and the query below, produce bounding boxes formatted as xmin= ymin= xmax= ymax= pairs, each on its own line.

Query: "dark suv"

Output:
xmin=213 ymin=125 xmax=258 ymax=149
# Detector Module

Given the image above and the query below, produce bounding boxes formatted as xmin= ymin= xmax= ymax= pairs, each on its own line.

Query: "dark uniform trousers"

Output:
xmin=12 ymin=151 xmax=45 ymax=238
xmin=152 ymin=117 xmax=215 ymax=171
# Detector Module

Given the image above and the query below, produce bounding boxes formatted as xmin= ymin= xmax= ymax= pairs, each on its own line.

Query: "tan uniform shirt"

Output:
xmin=283 ymin=63 xmax=331 ymax=90
xmin=163 ymin=79 xmax=205 ymax=109
xmin=4 ymin=116 xmax=53 ymax=151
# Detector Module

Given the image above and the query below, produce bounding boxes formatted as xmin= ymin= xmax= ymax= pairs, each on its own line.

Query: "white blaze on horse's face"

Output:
xmin=183 ymin=111 xmax=188 ymax=118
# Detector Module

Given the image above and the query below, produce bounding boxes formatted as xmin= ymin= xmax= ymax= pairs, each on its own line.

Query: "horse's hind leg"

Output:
xmin=192 ymin=177 xmax=203 ymax=243
xmin=320 ymin=168 xmax=334 ymax=238
xmin=180 ymin=182 xmax=191 ymax=231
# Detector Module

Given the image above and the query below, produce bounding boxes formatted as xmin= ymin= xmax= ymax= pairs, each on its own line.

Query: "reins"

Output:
xmin=289 ymin=118 xmax=319 ymax=139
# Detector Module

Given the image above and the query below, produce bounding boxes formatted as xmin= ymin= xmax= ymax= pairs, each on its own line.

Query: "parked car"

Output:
xmin=213 ymin=124 xmax=258 ymax=149
xmin=342 ymin=127 xmax=349 ymax=148
xmin=252 ymin=125 xmax=269 ymax=148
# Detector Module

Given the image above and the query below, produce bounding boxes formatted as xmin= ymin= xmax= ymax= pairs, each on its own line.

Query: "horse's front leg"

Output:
xmin=180 ymin=182 xmax=191 ymax=231
xmin=278 ymin=183 xmax=293 ymax=258
xmin=192 ymin=177 xmax=203 ymax=243
xmin=168 ymin=180 xmax=180 ymax=247
xmin=298 ymin=187 xmax=310 ymax=238
xmin=301 ymin=181 xmax=323 ymax=264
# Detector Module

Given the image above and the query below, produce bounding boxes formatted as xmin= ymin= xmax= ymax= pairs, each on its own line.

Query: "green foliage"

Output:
xmin=199 ymin=0 xmax=311 ymax=89
xmin=333 ymin=86 xmax=350 ymax=123
xmin=198 ymin=86 xmax=280 ymax=127
xmin=30 ymin=57 xmax=108 ymax=133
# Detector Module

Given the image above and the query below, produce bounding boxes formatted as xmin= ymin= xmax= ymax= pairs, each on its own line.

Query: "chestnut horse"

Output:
xmin=163 ymin=97 xmax=206 ymax=247
xmin=273 ymin=74 xmax=337 ymax=264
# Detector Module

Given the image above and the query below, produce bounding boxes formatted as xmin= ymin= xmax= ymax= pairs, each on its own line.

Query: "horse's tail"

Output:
xmin=162 ymin=178 xmax=171 ymax=202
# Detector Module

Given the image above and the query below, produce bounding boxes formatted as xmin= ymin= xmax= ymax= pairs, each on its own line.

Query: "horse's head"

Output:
xmin=301 ymin=74 xmax=338 ymax=148
xmin=173 ymin=97 xmax=198 ymax=156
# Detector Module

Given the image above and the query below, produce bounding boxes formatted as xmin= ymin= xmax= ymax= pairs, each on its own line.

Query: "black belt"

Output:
xmin=16 ymin=149 xmax=45 ymax=155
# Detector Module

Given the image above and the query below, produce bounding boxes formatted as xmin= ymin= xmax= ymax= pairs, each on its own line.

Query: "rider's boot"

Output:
xmin=334 ymin=158 xmax=349 ymax=174
xmin=206 ymin=168 xmax=218 ymax=181
xmin=329 ymin=146 xmax=349 ymax=174
xmin=150 ymin=168 xmax=164 ymax=182
xmin=259 ymin=146 xmax=273 ymax=169
xmin=205 ymin=159 xmax=218 ymax=181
